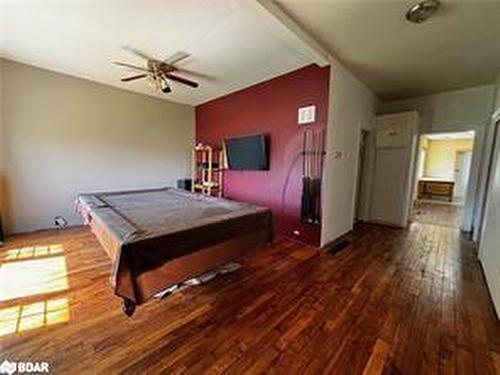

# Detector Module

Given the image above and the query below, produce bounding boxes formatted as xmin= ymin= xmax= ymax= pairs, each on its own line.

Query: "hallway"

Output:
xmin=413 ymin=200 xmax=462 ymax=228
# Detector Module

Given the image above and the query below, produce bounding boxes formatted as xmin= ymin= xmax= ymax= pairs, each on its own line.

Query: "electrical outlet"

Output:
xmin=54 ymin=216 xmax=68 ymax=229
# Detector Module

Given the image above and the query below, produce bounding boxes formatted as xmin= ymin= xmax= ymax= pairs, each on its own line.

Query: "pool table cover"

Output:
xmin=76 ymin=188 xmax=273 ymax=304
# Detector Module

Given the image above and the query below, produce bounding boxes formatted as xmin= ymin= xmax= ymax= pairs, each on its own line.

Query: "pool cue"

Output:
xmin=312 ymin=129 xmax=319 ymax=223
xmin=300 ymin=129 xmax=309 ymax=221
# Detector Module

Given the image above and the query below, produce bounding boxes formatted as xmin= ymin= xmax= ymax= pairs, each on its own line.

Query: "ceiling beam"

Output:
xmin=238 ymin=0 xmax=331 ymax=67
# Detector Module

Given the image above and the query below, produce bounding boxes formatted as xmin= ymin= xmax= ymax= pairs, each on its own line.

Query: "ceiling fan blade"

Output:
xmin=113 ymin=61 xmax=151 ymax=73
xmin=174 ymin=68 xmax=215 ymax=81
xmin=123 ymin=46 xmax=157 ymax=61
xmin=121 ymin=74 xmax=148 ymax=82
xmin=165 ymin=73 xmax=199 ymax=88
xmin=165 ymin=51 xmax=190 ymax=65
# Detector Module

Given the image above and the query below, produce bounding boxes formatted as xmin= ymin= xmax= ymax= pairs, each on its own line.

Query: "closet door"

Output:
xmin=370 ymin=111 xmax=418 ymax=227
xmin=371 ymin=148 xmax=411 ymax=227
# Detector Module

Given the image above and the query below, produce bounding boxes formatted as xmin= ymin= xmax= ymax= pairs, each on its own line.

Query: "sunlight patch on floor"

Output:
xmin=0 ymin=256 xmax=68 ymax=302
xmin=3 ymin=244 xmax=64 ymax=261
xmin=0 ymin=298 xmax=70 ymax=336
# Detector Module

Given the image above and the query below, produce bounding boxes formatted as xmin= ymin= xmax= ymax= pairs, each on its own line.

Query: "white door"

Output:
xmin=454 ymin=151 xmax=472 ymax=201
xmin=371 ymin=148 xmax=410 ymax=226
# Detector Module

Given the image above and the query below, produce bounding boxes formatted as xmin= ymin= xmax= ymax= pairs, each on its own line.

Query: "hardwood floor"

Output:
xmin=413 ymin=200 xmax=462 ymax=228
xmin=1 ymin=221 xmax=499 ymax=374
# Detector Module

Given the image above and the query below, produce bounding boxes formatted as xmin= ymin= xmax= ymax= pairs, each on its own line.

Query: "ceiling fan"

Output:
xmin=114 ymin=47 xmax=206 ymax=94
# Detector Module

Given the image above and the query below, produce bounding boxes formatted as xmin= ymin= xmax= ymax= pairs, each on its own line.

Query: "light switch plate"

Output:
xmin=298 ymin=105 xmax=316 ymax=125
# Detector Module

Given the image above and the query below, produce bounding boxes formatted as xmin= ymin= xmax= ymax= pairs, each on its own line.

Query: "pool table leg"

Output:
xmin=122 ymin=298 xmax=136 ymax=317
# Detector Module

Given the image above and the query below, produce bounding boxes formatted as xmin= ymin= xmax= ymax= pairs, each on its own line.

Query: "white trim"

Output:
xmin=493 ymin=107 xmax=500 ymax=123
xmin=477 ymin=119 xmax=500 ymax=249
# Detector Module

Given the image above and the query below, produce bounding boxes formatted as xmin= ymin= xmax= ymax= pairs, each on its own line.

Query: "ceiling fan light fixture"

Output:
xmin=160 ymin=78 xmax=171 ymax=94
xmin=406 ymin=0 xmax=441 ymax=23
xmin=147 ymin=76 xmax=158 ymax=90
xmin=116 ymin=47 xmax=201 ymax=94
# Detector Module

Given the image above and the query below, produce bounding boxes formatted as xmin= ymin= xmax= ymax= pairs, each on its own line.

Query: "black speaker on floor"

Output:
xmin=177 ymin=179 xmax=192 ymax=191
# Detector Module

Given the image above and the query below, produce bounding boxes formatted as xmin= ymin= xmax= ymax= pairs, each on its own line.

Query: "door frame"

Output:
xmin=411 ymin=128 xmax=478 ymax=232
xmin=454 ymin=150 xmax=473 ymax=200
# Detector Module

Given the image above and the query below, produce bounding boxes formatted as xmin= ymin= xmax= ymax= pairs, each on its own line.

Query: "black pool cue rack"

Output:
xmin=300 ymin=128 xmax=325 ymax=224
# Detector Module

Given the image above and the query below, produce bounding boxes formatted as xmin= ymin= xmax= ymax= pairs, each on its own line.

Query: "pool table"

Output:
xmin=75 ymin=187 xmax=273 ymax=316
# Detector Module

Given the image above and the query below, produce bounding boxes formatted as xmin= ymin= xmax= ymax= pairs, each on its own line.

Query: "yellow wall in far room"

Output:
xmin=424 ymin=138 xmax=474 ymax=180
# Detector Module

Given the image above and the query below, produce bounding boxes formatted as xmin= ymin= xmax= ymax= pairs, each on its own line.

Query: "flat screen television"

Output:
xmin=224 ymin=134 xmax=269 ymax=170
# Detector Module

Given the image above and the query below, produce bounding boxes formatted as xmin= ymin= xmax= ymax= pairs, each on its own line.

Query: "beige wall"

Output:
xmin=424 ymin=138 xmax=474 ymax=180
xmin=1 ymin=59 xmax=194 ymax=234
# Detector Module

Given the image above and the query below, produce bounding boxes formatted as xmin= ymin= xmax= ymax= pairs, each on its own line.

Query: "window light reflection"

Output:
xmin=0 ymin=255 xmax=68 ymax=302
xmin=3 ymin=244 xmax=64 ymax=261
xmin=0 ymin=298 xmax=70 ymax=336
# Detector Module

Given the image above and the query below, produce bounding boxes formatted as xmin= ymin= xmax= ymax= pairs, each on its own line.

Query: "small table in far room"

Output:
xmin=418 ymin=178 xmax=455 ymax=202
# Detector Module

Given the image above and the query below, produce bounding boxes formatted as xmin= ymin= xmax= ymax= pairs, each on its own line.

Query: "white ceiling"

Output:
xmin=0 ymin=0 xmax=317 ymax=105
xmin=277 ymin=0 xmax=500 ymax=100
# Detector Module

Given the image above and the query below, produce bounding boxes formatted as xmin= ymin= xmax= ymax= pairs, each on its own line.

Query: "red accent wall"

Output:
xmin=196 ymin=64 xmax=330 ymax=246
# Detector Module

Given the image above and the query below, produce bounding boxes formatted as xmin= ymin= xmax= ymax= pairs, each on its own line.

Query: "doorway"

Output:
xmin=354 ymin=129 xmax=369 ymax=222
xmin=412 ymin=130 xmax=475 ymax=228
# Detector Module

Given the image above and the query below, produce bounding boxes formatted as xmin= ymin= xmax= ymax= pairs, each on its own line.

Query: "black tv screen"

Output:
xmin=225 ymin=134 xmax=268 ymax=170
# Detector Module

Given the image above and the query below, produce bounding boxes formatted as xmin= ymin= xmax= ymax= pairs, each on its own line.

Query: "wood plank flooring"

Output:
xmin=1 ymin=220 xmax=499 ymax=374
xmin=413 ymin=200 xmax=462 ymax=228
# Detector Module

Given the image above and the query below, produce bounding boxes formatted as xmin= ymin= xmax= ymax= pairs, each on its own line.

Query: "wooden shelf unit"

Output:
xmin=191 ymin=144 xmax=224 ymax=197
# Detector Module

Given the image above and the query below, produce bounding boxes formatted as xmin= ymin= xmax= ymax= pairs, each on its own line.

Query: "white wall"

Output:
xmin=479 ymin=123 xmax=500 ymax=318
xmin=380 ymin=85 xmax=495 ymax=132
xmin=478 ymin=75 xmax=500 ymax=317
xmin=380 ymin=85 xmax=496 ymax=234
xmin=1 ymin=59 xmax=195 ymax=234
xmin=321 ymin=61 xmax=378 ymax=246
